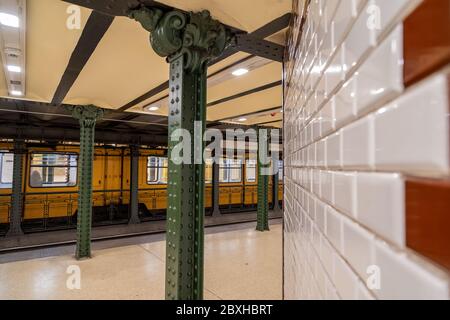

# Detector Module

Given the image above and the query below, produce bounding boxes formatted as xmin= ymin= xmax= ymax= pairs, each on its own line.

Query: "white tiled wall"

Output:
xmin=284 ymin=0 xmax=450 ymax=300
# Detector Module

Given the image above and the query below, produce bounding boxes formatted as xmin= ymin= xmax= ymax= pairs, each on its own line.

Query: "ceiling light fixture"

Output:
xmin=148 ymin=106 xmax=159 ymax=111
xmin=232 ymin=68 xmax=249 ymax=77
xmin=10 ymin=90 xmax=22 ymax=96
xmin=238 ymin=118 xmax=247 ymax=122
xmin=7 ymin=65 xmax=21 ymax=73
xmin=0 ymin=13 xmax=19 ymax=28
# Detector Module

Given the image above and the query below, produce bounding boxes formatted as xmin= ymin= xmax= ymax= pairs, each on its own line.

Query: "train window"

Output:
xmin=0 ymin=152 xmax=13 ymax=188
xmin=278 ymin=160 xmax=284 ymax=181
xmin=219 ymin=159 xmax=242 ymax=183
xmin=30 ymin=153 xmax=77 ymax=188
xmin=147 ymin=157 xmax=168 ymax=184
xmin=245 ymin=159 xmax=257 ymax=183
xmin=205 ymin=159 xmax=213 ymax=184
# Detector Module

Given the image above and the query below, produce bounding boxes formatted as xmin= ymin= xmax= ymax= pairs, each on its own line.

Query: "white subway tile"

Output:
xmin=371 ymin=0 xmax=411 ymax=39
xmin=356 ymin=173 xmax=405 ymax=246
xmin=343 ymin=217 xmax=375 ymax=279
xmin=332 ymin=0 xmax=357 ymax=49
xmin=342 ymin=116 xmax=372 ymax=169
xmin=374 ymin=74 xmax=450 ymax=176
xmin=326 ymin=48 xmax=345 ymax=93
xmin=374 ymin=241 xmax=450 ymax=300
xmin=334 ymin=255 xmax=359 ymax=300
xmin=326 ymin=130 xmax=342 ymax=168
xmin=326 ymin=206 xmax=343 ymax=252
xmin=320 ymin=235 xmax=335 ymax=280
xmin=315 ymin=200 xmax=327 ymax=234
xmin=357 ymin=281 xmax=375 ymax=300
xmin=335 ymin=77 xmax=357 ymax=128
xmin=355 ymin=25 xmax=404 ymax=116
xmin=320 ymin=170 xmax=333 ymax=204
xmin=342 ymin=2 xmax=376 ymax=71
xmin=316 ymin=139 xmax=327 ymax=167
xmin=333 ymin=171 xmax=357 ymax=217
xmin=320 ymin=98 xmax=335 ymax=135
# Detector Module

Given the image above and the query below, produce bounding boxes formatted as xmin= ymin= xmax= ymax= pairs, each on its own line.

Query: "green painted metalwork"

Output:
xmin=71 ymin=105 xmax=104 ymax=259
xmin=7 ymin=140 xmax=25 ymax=237
xmin=165 ymin=56 xmax=207 ymax=300
xmin=129 ymin=7 xmax=231 ymax=300
xmin=257 ymin=128 xmax=270 ymax=232
xmin=130 ymin=8 xmax=231 ymax=72
xmin=129 ymin=145 xmax=140 ymax=224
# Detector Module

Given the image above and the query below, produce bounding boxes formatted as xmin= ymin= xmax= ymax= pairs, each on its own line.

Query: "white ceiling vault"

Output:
xmin=0 ymin=0 xmax=292 ymax=129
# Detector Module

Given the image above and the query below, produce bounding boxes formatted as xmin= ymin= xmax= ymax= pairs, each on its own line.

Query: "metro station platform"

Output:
xmin=0 ymin=220 xmax=282 ymax=300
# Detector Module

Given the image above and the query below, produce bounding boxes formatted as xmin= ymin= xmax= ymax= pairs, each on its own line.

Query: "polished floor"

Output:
xmin=0 ymin=220 xmax=282 ymax=300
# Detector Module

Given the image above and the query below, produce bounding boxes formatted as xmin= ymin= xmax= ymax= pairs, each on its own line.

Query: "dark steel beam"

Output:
xmin=118 ymin=12 xmax=289 ymax=112
xmin=234 ymin=34 xmax=284 ymax=62
xmin=207 ymin=80 xmax=282 ymax=108
xmin=253 ymin=119 xmax=283 ymax=126
xmin=0 ymin=122 xmax=167 ymax=146
xmin=212 ymin=105 xmax=282 ymax=122
xmin=116 ymin=80 xmax=169 ymax=112
xmin=52 ymin=11 xmax=114 ymax=105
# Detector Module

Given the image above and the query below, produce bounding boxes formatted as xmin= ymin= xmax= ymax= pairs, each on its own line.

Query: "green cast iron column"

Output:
xmin=71 ymin=105 xmax=104 ymax=260
xmin=129 ymin=7 xmax=231 ymax=300
xmin=257 ymin=128 xmax=270 ymax=232
xmin=6 ymin=140 xmax=25 ymax=237
xmin=129 ymin=145 xmax=140 ymax=224
xmin=211 ymin=162 xmax=221 ymax=217
xmin=273 ymin=171 xmax=281 ymax=213
xmin=165 ymin=56 xmax=207 ymax=299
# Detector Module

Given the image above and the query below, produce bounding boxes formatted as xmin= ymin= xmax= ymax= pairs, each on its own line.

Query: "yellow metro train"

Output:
xmin=0 ymin=143 xmax=283 ymax=232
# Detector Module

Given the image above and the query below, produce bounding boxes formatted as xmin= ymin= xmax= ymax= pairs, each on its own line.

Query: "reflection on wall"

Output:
xmin=283 ymin=0 xmax=450 ymax=300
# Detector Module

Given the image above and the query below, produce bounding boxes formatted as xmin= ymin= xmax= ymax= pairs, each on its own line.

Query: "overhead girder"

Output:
xmin=62 ymin=0 xmax=285 ymax=63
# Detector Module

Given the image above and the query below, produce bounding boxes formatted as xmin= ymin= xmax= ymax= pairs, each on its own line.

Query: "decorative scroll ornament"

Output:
xmin=70 ymin=105 xmax=104 ymax=128
xmin=129 ymin=8 xmax=232 ymax=72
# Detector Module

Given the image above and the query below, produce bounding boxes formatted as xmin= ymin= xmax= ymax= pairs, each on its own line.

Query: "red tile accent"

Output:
xmin=404 ymin=0 xmax=450 ymax=86
xmin=406 ymin=179 xmax=450 ymax=270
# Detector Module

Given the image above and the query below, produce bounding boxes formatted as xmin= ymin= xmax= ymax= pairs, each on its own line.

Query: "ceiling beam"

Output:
xmin=209 ymin=12 xmax=292 ymax=66
xmin=0 ymin=98 xmax=168 ymax=127
xmin=212 ymin=106 xmax=282 ymax=122
xmin=207 ymin=80 xmax=281 ymax=108
xmin=116 ymin=80 xmax=169 ymax=112
xmin=117 ymin=13 xmax=290 ymax=112
xmin=0 ymin=121 xmax=167 ymax=146
xmin=253 ymin=119 xmax=283 ymax=126
xmin=51 ymin=11 xmax=114 ymax=105
xmin=117 ymin=54 xmax=257 ymax=117
xmin=234 ymin=35 xmax=284 ymax=62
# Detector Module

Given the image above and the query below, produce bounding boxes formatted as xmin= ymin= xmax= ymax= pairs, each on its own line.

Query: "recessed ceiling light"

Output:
xmin=238 ymin=118 xmax=247 ymax=122
xmin=0 ymin=13 xmax=19 ymax=28
xmin=148 ymin=106 xmax=159 ymax=111
xmin=7 ymin=65 xmax=21 ymax=73
xmin=232 ymin=68 xmax=249 ymax=77
xmin=10 ymin=90 xmax=22 ymax=96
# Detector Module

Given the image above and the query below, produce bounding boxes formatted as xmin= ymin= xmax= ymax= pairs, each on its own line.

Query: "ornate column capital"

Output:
xmin=129 ymin=7 xmax=233 ymax=72
xmin=70 ymin=105 xmax=104 ymax=127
